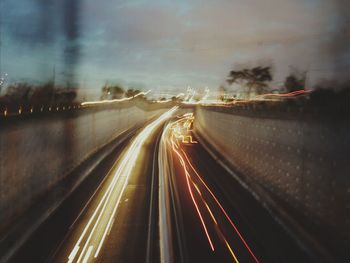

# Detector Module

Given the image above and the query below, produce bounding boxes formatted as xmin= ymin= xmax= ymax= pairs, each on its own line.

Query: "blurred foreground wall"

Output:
xmin=195 ymin=105 xmax=350 ymax=247
xmin=0 ymin=103 xmax=165 ymax=230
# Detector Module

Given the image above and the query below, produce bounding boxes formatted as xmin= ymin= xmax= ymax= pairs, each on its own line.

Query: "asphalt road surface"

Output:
xmin=9 ymin=109 xmax=313 ymax=263
xmin=157 ymin=113 xmax=313 ymax=263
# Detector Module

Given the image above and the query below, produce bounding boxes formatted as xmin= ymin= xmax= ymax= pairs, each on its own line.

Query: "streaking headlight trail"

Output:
xmin=81 ymin=90 xmax=151 ymax=106
xmin=159 ymin=113 xmax=260 ymax=263
xmin=67 ymin=106 xmax=178 ymax=263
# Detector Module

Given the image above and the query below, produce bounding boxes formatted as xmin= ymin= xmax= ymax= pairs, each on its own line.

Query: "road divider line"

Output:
xmin=82 ymin=246 xmax=93 ymax=263
xmin=224 ymin=239 xmax=240 ymax=263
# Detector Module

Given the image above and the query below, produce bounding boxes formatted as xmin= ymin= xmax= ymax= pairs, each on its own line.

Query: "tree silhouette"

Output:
xmin=227 ymin=66 xmax=272 ymax=96
xmin=125 ymin=89 xmax=141 ymax=98
xmin=101 ymin=84 xmax=125 ymax=99
xmin=284 ymin=74 xmax=305 ymax=92
xmin=218 ymin=85 xmax=227 ymax=101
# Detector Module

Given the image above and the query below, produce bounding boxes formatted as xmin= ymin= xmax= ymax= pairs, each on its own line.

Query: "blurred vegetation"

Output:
xmin=125 ymin=88 xmax=141 ymax=98
xmin=227 ymin=66 xmax=273 ymax=96
xmin=309 ymin=86 xmax=350 ymax=107
xmin=210 ymin=86 xmax=350 ymax=121
xmin=0 ymin=81 xmax=77 ymax=107
xmin=100 ymin=83 xmax=143 ymax=100
xmin=100 ymin=84 xmax=125 ymax=100
xmin=284 ymin=74 xmax=305 ymax=92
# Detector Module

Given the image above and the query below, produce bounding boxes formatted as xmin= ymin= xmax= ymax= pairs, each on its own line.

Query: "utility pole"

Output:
xmin=52 ymin=65 xmax=56 ymax=86
xmin=0 ymin=0 xmax=3 ymax=94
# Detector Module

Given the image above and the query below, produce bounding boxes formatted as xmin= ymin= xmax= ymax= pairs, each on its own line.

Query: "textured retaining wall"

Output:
xmin=195 ymin=106 xmax=350 ymax=243
xmin=0 ymin=104 xmax=164 ymax=230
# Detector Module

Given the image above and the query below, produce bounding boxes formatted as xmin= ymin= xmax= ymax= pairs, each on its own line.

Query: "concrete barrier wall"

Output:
xmin=0 ymin=104 xmax=164 ymax=229
xmin=195 ymin=106 xmax=350 ymax=241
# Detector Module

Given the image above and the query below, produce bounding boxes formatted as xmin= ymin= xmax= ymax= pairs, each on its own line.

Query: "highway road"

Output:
xmin=158 ymin=113 xmax=313 ymax=263
xmin=9 ymin=108 xmax=176 ymax=263
xmin=9 ymin=108 xmax=313 ymax=263
xmin=50 ymin=107 xmax=177 ymax=263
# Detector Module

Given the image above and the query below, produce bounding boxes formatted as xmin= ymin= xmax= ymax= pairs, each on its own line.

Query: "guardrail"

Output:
xmin=0 ymin=103 xmax=81 ymax=117
xmin=0 ymin=98 xmax=175 ymax=121
xmin=0 ymin=100 xmax=168 ymax=235
xmin=194 ymin=103 xmax=350 ymax=260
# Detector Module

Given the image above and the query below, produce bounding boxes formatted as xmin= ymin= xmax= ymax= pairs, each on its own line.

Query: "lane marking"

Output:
xmin=224 ymin=239 xmax=240 ymax=263
xmin=82 ymin=246 xmax=93 ymax=263
xmin=68 ymin=246 xmax=79 ymax=263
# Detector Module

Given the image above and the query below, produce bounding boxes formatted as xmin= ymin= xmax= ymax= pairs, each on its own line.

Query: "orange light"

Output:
xmin=257 ymin=89 xmax=310 ymax=98
xmin=81 ymin=90 xmax=151 ymax=106
xmin=181 ymin=149 xmax=260 ymax=263
xmin=224 ymin=238 xmax=240 ymax=263
xmin=172 ymin=144 xmax=215 ymax=251
xmin=166 ymin=113 xmax=260 ymax=262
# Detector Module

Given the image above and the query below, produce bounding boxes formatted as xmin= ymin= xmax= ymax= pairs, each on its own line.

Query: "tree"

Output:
xmin=30 ymin=81 xmax=55 ymax=105
xmin=101 ymin=84 xmax=125 ymax=99
xmin=110 ymin=85 xmax=125 ymax=99
xmin=53 ymin=88 xmax=77 ymax=104
xmin=284 ymin=74 xmax=305 ymax=92
xmin=125 ymin=89 xmax=141 ymax=98
xmin=5 ymin=82 xmax=34 ymax=104
xmin=218 ymin=85 xmax=227 ymax=101
xmin=227 ymin=66 xmax=272 ymax=96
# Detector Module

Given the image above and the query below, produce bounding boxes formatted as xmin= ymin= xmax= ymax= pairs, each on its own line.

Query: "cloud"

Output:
xmin=1 ymin=0 xmax=349 ymax=95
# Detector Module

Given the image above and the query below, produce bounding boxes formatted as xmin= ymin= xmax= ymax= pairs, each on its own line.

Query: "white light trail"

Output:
xmin=67 ymin=106 xmax=178 ymax=263
xmin=176 ymin=93 xmax=185 ymax=98
xmin=81 ymin=90 xmax=151 ymax=106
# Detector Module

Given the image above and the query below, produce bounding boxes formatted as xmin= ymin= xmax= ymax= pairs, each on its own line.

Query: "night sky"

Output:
xmin=1 ymin=0 xmax=349 ymax=98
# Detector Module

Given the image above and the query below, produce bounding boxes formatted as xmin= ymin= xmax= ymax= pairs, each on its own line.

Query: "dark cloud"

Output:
xmin=328 ymin=0 xmax=350 ymax=72
xmin=62 ymin=0 xmax=81 ymax=86
xmin=3 ymin=0 xmax=58 ymax=44
xmin=1 ymin=0 xmax=349 ymax=96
